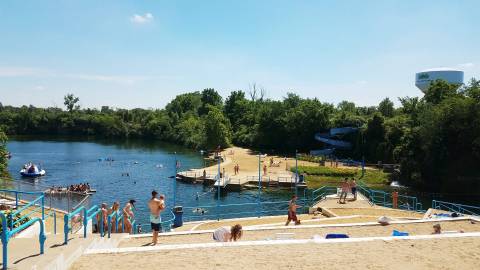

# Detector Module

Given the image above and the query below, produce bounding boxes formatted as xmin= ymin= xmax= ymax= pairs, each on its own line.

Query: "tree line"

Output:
xmin=0 ymin=79 xmax=479 ymax=192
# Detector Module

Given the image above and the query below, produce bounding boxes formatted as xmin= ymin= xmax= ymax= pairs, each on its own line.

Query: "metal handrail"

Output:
xmin=432 ymin=200 xmax=480 ymax=216
xmin=0 ymin=189 xmax=46 ymax=270
xmin=63 ymin=206 xmax=85 ymax=244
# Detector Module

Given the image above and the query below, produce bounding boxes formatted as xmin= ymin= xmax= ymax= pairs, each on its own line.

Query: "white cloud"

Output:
xmin=66 ymin=73 xmax=149 ymax=84
xmin=130 ymin=13 xmax=154 ymax=24
xmin=458 ymin=62 xmax=475 ymax=69
xmin=0 ymin=67 xmax=53 ymax=77
xmin=0 ymin=66 xmax=149 ymax=84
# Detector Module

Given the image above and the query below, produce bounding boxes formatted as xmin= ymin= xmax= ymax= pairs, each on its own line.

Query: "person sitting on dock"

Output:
xmin=213 ymin=224 xmax=243 ymax=242
xmin=285 ymin=195 xmax=301 ymax=226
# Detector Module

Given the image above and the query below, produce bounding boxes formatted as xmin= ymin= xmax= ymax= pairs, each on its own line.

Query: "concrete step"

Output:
xmin=2 ymin=232 xmax=123 ymax=270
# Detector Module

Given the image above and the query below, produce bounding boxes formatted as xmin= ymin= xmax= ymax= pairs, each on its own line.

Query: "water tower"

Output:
xmin=415 ymin=68 xmax=464 ymax=93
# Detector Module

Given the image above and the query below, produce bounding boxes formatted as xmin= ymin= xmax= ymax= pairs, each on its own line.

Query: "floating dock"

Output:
xmin=177 ymin=171 xmax=306 ymax=192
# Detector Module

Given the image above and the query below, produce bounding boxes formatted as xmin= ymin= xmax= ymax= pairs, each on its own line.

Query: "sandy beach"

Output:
xmin=188 ymin=146 xmax=320 ymax=180
xmin=71 ymin=236 xmax=480 ymax=270
xmin=118 ymin=219 xmax=480 ymax=247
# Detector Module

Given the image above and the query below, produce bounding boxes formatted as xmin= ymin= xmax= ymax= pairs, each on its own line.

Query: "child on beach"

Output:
xmin=213 ymin=224 xmax=243 ymax=242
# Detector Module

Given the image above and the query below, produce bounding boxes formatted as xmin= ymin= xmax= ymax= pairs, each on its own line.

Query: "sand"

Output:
xmin=328 ymin=208 xmax=425 ymax=218
xmin=187 ymin=147 xmax=319 ymax=180
xmin=118 ymin=220 xmax=480 ymax=247
xmin=70 ymin=236 xmax=480 ymax=270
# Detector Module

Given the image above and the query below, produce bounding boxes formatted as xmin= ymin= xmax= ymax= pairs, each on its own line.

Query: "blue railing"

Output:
xmin=64 ymin=205 xmax=109 ymax=244
xmin=432 ymin=200 xmax=480 ymax=216
xmin=310 ymin=186 xmax=337 ymax=204
xmin=355 ymin=184 xmax=422 ymax=211
xmin=63 ymin=205 xmax=85 ymax=245
xmin=84 ymin=205 xmax=102 ymax=238
xmin=0 ymin=189 xmax=46 ymax=270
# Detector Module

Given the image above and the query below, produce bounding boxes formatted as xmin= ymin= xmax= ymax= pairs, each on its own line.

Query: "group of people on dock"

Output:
xmin=338 ymin=177 xmax=357 ymax=204
xmin=68 ymin=183 xmax=92 ymax=193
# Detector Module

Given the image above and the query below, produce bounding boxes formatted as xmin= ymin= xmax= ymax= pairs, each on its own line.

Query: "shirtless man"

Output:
xmin=148 ymin=190 xmax=165 ymax=245
xmin=285 ymin=195 xmax=301 ymax=226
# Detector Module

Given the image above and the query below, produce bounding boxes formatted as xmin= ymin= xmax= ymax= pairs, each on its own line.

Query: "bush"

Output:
xmin=0 ymin=210 xmax=31 ymax=233
xmin=294 ymin=166 xmax=356 ymax=177
xmin=297 ymin=154 xmax=325 ymax=163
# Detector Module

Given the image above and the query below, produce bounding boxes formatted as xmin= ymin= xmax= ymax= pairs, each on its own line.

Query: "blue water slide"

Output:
xmin=311 ymin=127 xmax=358 ymax=155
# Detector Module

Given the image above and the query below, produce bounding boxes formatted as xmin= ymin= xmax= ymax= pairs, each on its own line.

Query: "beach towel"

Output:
xmin=392 ymin=230 xmax=409 ymax=236
xmin=325 ymin=234 xmax=349 ymax=239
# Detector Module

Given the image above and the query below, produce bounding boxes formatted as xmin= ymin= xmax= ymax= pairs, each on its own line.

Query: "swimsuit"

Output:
xmin=150 ymin=214 xmax=161 ymax=232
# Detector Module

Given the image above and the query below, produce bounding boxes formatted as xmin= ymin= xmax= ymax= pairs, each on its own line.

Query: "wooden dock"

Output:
xmin=177 ymin=171 xmax=306 ymax=191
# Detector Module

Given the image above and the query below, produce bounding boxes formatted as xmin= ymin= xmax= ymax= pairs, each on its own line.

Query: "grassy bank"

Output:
xmin=294 ymin=166 xmax=390 ymax=189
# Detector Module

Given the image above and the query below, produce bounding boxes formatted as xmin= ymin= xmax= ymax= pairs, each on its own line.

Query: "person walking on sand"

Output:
xmin=148 ymin=191 xmax=165 ymax=245
xmin=263 ymin=164 xmax=267 ymax=176
xmin=338 ymin=178 xmax=349 ymax=204
xmin=285 ymin=195 xmax=301 ymax=226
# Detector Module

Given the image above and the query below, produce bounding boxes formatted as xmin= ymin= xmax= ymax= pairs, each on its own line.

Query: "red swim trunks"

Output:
xmin=287 ymin=210 xmax=298 ymax=222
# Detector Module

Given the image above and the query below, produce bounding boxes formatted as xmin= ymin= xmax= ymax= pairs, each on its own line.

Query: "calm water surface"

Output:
xmin=4 ymin=138 xmax=292 ymax=227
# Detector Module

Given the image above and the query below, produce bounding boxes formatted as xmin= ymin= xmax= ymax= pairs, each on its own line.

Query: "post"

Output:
xmin=39 ymin=220 xmax=45 ymax=254
xmin=83 ymin=208 xmax=87 ymax=238
xmin=108 ymin=215 xmax=112 ymax=238
xmin=2 ymin=213 xmax=9 ymax=270
xmin=295 ymin=150 xmax=299 ymax=197
xmin=216 ymin=156 xmax=220 ymax=220
xmin=173 ymin=152 xmax=177 ymax=207
xmin=15 ymin=192 xmax=18 ymax=209
xmin=115 ymin=211 xmax=119 ymax=232
xmin=41 ymin=195 xmax=45 ymax=220
xmin=257 ymin=153 xmax=261 ymax=217
xmin=63 ymin=214 xmax=69 ymax=245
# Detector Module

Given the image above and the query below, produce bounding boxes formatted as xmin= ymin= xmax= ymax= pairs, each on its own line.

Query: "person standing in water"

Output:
xmin=148 ymin=191 xmax=165 ymax=245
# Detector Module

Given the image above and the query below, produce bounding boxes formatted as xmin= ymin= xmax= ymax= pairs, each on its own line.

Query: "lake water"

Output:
xmin=4 ymin=138 xmax=293 ymax=228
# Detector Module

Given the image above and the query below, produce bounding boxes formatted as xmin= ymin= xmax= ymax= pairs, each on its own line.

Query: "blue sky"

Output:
xmin=1 ymin=0 xmax=479 ymax=109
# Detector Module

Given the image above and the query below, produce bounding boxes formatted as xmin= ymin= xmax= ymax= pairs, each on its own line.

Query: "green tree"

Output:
xmin=423 ymin=79 xmax=460 ymax=104
xmin=0 ymin=130 xmax=8 ymax=178
xmin=204 ymin=106 xmax=232 ymax=149
xmin=378 ymin=97 xmax=394 ymax=117
xmin=199 ymin=88 xmax=223 ymax=116
xmin=64 ymin=94 xmax=80 ymax=113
